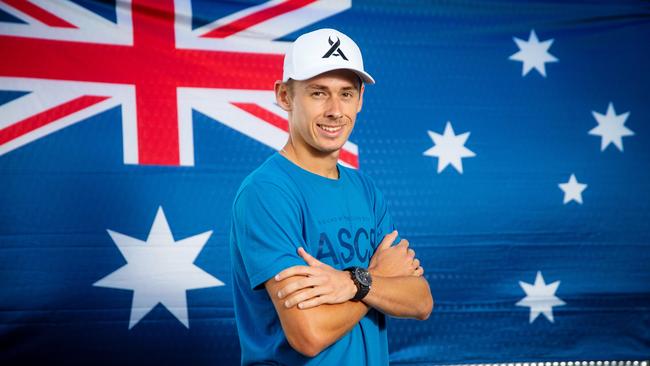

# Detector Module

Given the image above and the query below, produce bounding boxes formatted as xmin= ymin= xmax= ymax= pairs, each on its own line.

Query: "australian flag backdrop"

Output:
xmin=1 ymin=0 xmax=649 ymax=365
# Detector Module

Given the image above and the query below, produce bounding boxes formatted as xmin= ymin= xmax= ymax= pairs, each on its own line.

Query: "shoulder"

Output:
xmin=233 ymin=154 xmax=300 ymax=210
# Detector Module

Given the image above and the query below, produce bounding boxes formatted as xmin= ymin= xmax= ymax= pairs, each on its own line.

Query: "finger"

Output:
xmin=275 ymin=265 xmax=315 ymax=281
xmin=413 ymin=266 xmax=424 ymax=277
xmin=297 ymin=295 xmax=329 ymax=310
xmin=297 ymin=247 xmax=323 ymax=267
xmin=396 ymin=239 xmax=409 ymax=249
xmin=284 ymin=288 xmax=323 ymax=308
xmin=378 ymin=230 xmax=398 ymax=250
xmin=407 ymin=248 xmax=415 ymax=259
xmin=277 ymin=276 xmax=324 ymax=299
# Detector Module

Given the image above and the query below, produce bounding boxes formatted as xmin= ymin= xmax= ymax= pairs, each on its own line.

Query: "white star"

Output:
xmin=589 ymin=102 xmax=634 ymax=152
xmin=516 ymin=271 xmax=566 ymax=324
xmin=509 ymin=29 xmax=559 ymax=77
xmin=423 ymin=121 xmax=476 ymax=174
xmin=558 ymin=174 xmax=588 ymax=204
xmin=94 ymin=206 xmax=224 ymax=329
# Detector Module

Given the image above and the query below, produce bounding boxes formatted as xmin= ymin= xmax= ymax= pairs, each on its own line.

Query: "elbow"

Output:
xmin=288 ymin=338 xmax=323 ymax=358
xmin=416 ymin=295 xmax=434 ymax=321
xmin=285 ymin=323 xmax=328 ymax=357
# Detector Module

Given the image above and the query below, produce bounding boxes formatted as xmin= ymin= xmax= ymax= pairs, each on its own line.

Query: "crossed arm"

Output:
xmin=264 ymin=231 xmax=434 ymax=357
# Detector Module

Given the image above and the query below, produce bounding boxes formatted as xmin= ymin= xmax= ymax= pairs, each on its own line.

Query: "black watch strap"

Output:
xmin=345 ymin=266 xmax=372 ymax=301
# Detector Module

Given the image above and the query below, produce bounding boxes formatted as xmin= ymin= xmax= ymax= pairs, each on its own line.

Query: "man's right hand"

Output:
xmin=368 ymin=230 xmax=424 ymax=277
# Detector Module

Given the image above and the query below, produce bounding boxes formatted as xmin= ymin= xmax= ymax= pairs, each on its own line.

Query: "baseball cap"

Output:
xmin=282 ymin=28 xmax=375 ymax=85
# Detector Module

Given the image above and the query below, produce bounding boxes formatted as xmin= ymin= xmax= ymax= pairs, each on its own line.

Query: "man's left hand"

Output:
xmin=274 ymin=248 xmax=356 ymax=310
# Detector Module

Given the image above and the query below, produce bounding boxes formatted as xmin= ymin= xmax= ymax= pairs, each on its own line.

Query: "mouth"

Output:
xmin=316 ymin=123 xmax=344 ymax=137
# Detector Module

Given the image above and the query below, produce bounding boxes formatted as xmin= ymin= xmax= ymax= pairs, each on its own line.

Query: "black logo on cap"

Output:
xmin=322 ymin=36 xmax=348 ymax=60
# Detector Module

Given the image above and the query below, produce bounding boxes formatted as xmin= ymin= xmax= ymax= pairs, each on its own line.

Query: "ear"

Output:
xmin=275 ymin=81 xmax=292 ymax=112
xmin=356 ymin=83 xmax=365 ymax=113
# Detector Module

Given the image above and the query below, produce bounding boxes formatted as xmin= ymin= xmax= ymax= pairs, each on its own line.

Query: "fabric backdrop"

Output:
xmin=1 ymin=0 xmax=649 ymax=364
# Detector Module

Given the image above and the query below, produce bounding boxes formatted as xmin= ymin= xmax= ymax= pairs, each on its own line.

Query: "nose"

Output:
xmin=325 ymin=96 xmax=343 ymax=120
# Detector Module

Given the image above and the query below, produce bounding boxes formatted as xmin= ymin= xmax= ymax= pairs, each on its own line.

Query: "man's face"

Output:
xmin=277 ymin=69 xmax=364 ymax=155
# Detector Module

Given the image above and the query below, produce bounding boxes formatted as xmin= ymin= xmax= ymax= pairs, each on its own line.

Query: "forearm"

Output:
xmin=363 ymin=273 xmax=433 ymax=320
xmin=298 ymin=298 xmax=369 ymax=346
xmin=267 ymin=276 xmax=369 ymax=357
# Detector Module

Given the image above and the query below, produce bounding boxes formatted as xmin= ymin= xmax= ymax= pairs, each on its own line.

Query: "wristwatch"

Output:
xmin=344 ymin=266 xmax=372 ymax=301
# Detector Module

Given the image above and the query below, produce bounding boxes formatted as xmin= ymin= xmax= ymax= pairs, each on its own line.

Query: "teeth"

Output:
xmin=319 ymin=124 xmax=342 ymax=133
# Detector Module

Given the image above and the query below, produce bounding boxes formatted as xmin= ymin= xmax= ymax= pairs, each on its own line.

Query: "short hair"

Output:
xmin=285 ymin=78 xmax=296 ymax=96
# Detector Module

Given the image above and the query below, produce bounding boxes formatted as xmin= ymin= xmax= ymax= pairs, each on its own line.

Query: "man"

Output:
xmin=230 ymin=28 xmax=433 ymax=365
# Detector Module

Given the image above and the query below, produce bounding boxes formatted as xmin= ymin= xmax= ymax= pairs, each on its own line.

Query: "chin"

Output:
xmin=314 ymin=139 xmax=347 ymax=154
xmin=313 ymin=146 xmax=340 ymax=155
xmin=307 ymin=144 xmax=339 ymax=156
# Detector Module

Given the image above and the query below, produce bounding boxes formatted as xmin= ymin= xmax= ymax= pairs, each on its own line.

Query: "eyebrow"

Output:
xmin=305 ymin=84 xmax=359 ymax=91
xmin=305 ymin=84 xmax=328 ymax=90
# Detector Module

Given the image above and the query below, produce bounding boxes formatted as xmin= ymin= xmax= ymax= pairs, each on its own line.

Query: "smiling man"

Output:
xmin=229 ymin=28 xmax=433 ymax=365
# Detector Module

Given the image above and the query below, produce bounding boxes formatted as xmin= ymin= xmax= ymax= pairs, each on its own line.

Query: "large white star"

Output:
xmin=516 ymin=271 xmax=566 ymax=324
xmin=94 ymin=206 xmax=224 ymax=329
xmin=558 ymin=174 xmax=588 ymax=204
xmin=423 ymin=121 xmax=476 ymax=174
xmin=589 ymin=102 xmax=634 ymax=152
xmin=509 ymin=29 xmax=559 ymax=77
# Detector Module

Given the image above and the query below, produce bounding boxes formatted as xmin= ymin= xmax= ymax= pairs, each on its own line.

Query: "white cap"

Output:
xmin=282 ymin=28 xmax=375 ymax=85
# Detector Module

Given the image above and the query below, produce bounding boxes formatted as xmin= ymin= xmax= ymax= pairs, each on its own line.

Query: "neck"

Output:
xmin=280 ymin=140 xmax=340 ymax=179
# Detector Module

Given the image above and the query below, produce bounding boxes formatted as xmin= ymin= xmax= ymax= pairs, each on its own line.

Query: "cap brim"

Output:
xmin=285 ymin=64 xmax=375 ymax=85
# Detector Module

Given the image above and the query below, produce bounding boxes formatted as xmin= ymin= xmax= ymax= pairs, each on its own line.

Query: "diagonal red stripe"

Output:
xmin=338 ymin=147 xmax=359 ymax=168
xmin=232 ymin=102 xmax=288 ymax=131
xmin=231 ymin=102 xmax=359 ymax=168
xmin=202 ymin=0 xmax=317 ymax=39
xmin=4 ymin=0 xmax=77 ymax=28
xmin=0 ymin=95 xmax=109 ymax=145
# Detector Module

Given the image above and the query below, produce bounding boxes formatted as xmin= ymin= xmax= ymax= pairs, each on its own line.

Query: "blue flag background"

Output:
xmin=1 ymin=0 xmax=649 ymax=364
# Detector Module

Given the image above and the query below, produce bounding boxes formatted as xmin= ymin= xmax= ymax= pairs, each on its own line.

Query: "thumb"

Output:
xmin=297 ymin=247 xmax=322 ymax=266
xmin=378 ymin=230 xmax=398 ymax=250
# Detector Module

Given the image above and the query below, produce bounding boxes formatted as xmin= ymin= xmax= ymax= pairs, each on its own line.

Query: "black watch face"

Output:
xmin=355 ymin=268 xmax=372 ymax=287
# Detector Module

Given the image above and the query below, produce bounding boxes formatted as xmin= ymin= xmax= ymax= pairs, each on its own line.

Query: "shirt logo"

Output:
xmin=322 ymin=35 xmax=348 ymax=60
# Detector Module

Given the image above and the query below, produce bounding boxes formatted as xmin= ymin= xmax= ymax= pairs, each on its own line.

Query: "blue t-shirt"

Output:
xmin=230 ymin=152 xmax=397 ymax=365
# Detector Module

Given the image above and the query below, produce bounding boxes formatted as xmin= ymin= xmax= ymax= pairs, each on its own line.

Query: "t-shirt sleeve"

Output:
xmin=232 ymin=181 xmax=306 ymax=290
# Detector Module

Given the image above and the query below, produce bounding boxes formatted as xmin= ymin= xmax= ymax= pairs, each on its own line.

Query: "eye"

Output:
xmin=311 ymin=91 xmax=325 ymax=97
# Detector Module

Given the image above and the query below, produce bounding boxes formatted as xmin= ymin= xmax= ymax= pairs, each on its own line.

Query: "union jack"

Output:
xmin=0 ymin=0 xmax=360 ymax=168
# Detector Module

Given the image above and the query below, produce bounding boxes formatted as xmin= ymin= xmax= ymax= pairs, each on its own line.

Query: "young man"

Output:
xmin=230 ymin=28 xmax=433 ymax=365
